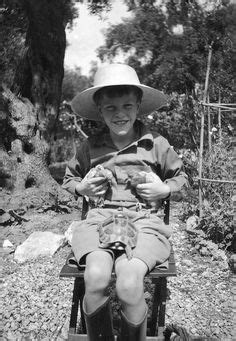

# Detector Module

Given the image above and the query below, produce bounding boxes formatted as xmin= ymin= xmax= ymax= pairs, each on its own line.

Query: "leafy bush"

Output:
xmin=49 ymin=137 xmax=76 ymax=163
xmin=180 ymin=134 xmax=234 ymax=250
xmin=200 ymin=134 xmax=233 ymax=249
xmin=198 ymin=205 xmax=233 ymax=250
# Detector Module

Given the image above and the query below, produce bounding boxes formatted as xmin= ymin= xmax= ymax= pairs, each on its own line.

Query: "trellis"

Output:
xmin=197 ymin=45 xmax=236 ymax=217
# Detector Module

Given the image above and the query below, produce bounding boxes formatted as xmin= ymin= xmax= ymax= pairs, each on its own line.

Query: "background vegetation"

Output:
xmin=0 ymin=0 xmax=235 ymax=250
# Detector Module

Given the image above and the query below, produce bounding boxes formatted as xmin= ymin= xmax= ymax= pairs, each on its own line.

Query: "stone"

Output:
xmin=185 ymin=215 xmax=199 ymax=233
xmin=0 ymin=212 xmax=11 ymax=224
xmin=182 ymin=259 xmax=192 ymax=267
xmin=3 ymin=239 xmax=14 ymax=248
xmin=2 ymin=239 xmax=15 ymax=254
xmin=14 ymin=231 xmax=66 ymax=263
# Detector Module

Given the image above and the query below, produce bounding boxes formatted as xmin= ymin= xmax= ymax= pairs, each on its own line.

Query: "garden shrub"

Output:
xmin=50 ymin=137 xmax=75 ymax=163
xmin=200 ymin=134 xmax=233 ymax=250
xmin=180 ymin=134 xmax=234 ymax=251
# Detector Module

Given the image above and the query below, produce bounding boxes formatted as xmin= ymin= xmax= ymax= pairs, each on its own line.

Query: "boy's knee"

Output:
xmin=84 ymin=265 xmax=110 ymax=293
xmin=116 ymin=274 xmax=143 ymax=305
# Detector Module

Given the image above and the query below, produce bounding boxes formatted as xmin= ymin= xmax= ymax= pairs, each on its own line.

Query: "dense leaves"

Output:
xmin=62 ymin=67 xmax=92 ymax=101
xmin=180 ymin=134 xmax=234 ymax=250
xmin=0 ymin=0 xmax=27 ymax=87
xmin=98 ymin=0 xmax=236 ymax=99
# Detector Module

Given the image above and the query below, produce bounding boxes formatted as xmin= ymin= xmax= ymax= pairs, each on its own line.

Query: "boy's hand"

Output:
xmin=76 ymin=177 xmax=108 ymax=198
xmin=136 ymin=178 xmax=170 ymax=201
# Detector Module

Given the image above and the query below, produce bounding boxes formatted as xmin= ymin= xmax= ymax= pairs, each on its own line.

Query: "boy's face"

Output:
xmin=98 ymin=92 xmax=139 ymax=137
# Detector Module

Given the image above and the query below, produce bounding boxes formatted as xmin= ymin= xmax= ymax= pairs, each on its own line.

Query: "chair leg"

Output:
xmin=79 ymin=284 xmax=86 ymax=334
xmin=149 ymin=278 xmax=160 ymax=336
xmin=69 ymin=277 xmax=85 ymax=335
xmin=149 ymin=277 xmax=167 ymax=337
xmin=157 ymin=278 xmax=167 ymax=338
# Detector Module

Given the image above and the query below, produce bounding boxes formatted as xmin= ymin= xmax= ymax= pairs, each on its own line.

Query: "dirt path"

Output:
xmin=1 ymin=202 xmax=233 ymax=340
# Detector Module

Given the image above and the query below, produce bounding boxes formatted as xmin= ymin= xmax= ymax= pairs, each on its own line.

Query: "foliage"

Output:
xmin=200 ymin=134 xmax=233 ymax=249
xmin=0 ymin=0 xmax=27 ymax=87
xmin=87 ymin=0 xmax=112 ymax=15
xmin=36 ymin=192 xmax=71 ymax=213
xmin=50 ymin=99 xmax=106 ymax=163
xmin=0 ymin=0 xmax=112 ymax=93
xmin=0 ymin=0 xmax=92 ymax=196
xmin=93 ymin=0 xmax=236 ymax=156
xmin=180 ymin=134 xmax=234 ymax=250
xmin=142 ymin=93 xmax=201 ymax=150
xmin=198 ymin=204 xmax=233 ymax=250
xmin=62 ymin=67 xmax=92 ymax=101
xmin=50 ymin=137 xmax=76 ymax=163
xmin=98 ymin=0 xmax=236 ymax=99
xmin=0 ymin=0 xmax=78 ymax=89
xmin=0 ymin=207 xmax=29 ymax=225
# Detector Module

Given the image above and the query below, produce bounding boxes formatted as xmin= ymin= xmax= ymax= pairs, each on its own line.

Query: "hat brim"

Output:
xmin=71 ymin=83 xmax=167 ymax=121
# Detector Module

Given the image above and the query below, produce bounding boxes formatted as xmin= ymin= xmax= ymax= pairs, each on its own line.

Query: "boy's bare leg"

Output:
xmin=84 ymin=250 xmax=113 ymax=313
xmin=115 ymin=258 xmax=148 ymax=323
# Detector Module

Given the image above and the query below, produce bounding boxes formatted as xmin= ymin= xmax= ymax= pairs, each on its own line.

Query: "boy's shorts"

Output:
xmin=71 ymin=207 xmax=172 ymax=272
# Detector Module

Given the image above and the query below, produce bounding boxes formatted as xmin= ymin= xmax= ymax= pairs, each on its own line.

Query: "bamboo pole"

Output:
xmin=207 ymin=103 xmax=236 ymax=106
xmin=202 ymin=102 xmax=236 ymax=110
xmin=207 ymin=93 xmax=212 ymax=151
xmin=218 ymin=90 xmax=222 ymax=141
xmin=195 ymin=177 xmax=236 ymax=184
xmin=199 ymin=44 xmax=212 ymax=218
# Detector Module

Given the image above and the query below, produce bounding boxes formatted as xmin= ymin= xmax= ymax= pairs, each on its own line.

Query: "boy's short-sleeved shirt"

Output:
xmin=62 ymin=120 xmax=188 ymax=205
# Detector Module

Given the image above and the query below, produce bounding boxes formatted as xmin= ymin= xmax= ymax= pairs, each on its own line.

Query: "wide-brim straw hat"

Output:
xmin=71 ymin=63 xmax=167 ymax=121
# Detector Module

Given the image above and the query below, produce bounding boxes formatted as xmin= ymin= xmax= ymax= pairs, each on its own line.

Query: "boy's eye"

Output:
xmin=124 ymin=104 xmax=133 ymax=109
xmin=105 ymin=106 xmax=115 ymax=111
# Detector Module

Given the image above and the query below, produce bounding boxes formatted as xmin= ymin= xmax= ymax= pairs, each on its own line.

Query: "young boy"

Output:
xmin=62 ymin=63 xmax=188 ymax=341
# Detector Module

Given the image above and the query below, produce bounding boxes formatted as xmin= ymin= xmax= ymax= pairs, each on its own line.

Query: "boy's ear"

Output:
xmin=97 ymin=107 xmax=104 ymax=121
xmin=136 ymin=102 xmax=142 ymax=116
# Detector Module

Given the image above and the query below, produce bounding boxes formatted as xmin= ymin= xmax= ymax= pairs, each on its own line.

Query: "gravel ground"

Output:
xmin=1 ymin=202 xmax=234 ymax=340
xmin=165 ymin=204 xmax=234 ymax=340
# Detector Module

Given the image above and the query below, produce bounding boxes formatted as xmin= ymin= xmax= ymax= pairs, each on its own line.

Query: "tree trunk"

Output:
xmin=0 ymin=0 xmax=69 ymax=208
xmin=0 ymin=88 xmax=62 ymax=201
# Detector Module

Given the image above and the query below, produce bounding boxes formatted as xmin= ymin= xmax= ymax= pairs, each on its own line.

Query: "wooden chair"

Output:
xmin=60 ymin=199 xmax=177 ymax=341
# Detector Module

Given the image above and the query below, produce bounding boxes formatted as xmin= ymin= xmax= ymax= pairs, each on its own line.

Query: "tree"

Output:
xmin=97 ymin=0 xmax=235 ymax=149
xmin=0 ymin=0 xmax=109 ymax=207
xmin=99 ymin=0 xmax=235 ymax=95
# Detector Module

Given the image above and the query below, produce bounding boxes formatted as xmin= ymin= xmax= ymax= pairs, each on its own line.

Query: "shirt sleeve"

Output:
xmin=154 ymin=136 xmax=189 ymax=199
xmin=62 ymin=140 xmax=91 ymax=196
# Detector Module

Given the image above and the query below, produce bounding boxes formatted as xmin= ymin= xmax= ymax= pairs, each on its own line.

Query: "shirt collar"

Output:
xmin=90 ymin=120 xmax=154 ymax=149
xmin=135 ymin=120 xmax=154 ymax=148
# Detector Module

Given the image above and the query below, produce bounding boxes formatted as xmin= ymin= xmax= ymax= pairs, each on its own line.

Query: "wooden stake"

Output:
xmin=202 ymin=102 xmax=236 ymax=110
xmin=218 ymin=90 xmax=222 ymax=141
xmin=199 ymin=44 xmax=212 ymax=218
xmin=207 ymin=93 xmax=211 ymax=151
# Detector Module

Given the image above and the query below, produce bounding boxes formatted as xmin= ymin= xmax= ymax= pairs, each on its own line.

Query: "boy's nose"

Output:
xmin=114 ymin=109 xmax=126 ymax=118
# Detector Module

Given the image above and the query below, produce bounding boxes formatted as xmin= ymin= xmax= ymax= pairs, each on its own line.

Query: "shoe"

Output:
xmin=83 ymin=297 xmax=114 ymax=340
xmin=117 ymin=308 xmax=147 ymax=341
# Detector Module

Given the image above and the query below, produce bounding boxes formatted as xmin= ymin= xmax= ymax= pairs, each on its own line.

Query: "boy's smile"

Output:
xmin=99 ymin=93 xmax=139 ymax=139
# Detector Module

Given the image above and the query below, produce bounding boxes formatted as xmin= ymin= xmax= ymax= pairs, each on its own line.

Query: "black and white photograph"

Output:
xmin=1 ymin=0 xmax=235 ymax=340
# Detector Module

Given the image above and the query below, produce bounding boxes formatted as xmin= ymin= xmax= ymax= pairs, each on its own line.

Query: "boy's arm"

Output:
xmin=62 ymin=141 xmax=91 ymax=196
xmin=62 ymin=141 xmax=108 ymax=198
xmin=135 ymin=136 xmax=188 ymax=202
xmin=161 ymin=139 xmax=189 ymax=199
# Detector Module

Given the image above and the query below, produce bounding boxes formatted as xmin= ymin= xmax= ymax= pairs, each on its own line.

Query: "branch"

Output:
xmin=64 ymin=110 xmax=88 ymax=139
xmin=195 ymin=177 xmax=235 ymax=184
